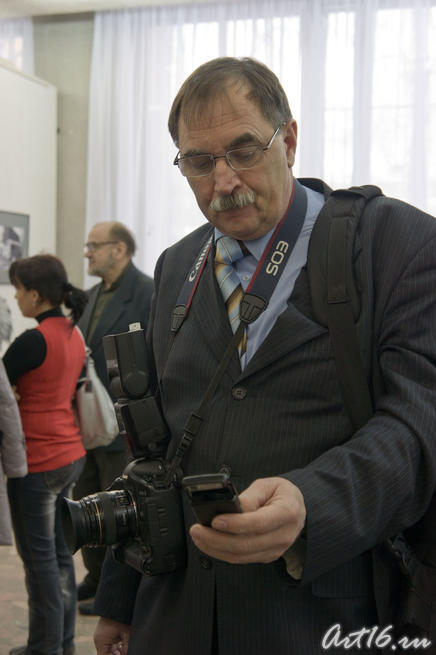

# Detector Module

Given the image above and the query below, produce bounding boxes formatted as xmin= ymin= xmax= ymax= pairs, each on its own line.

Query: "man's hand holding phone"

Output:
xmin=182 ymin=472 xmax=242 ymax=526
xmin=185 ymin=476 xmax=306 ymax=565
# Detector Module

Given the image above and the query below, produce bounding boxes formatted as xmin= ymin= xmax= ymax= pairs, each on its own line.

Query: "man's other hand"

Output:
xmin=94 ymin=617 xmax=131 ymax=655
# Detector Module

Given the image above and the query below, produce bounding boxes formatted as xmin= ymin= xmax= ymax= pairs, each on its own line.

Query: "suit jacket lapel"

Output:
xmin=189 ymin=255 xmax=243 ymax=378
xmin=88 ymin=264 xmax=136 ymax=352
xmin=78 ymin=285 xmax=100 ymax=340
xmin=241 ymin=267 xmax=327 ymax=379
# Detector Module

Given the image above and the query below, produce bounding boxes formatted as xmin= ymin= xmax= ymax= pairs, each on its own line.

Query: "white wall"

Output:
xmin=0 ymin=56 xmax=57 ymax=351
xmin=33 ymin=13 xmax=94 ymax=288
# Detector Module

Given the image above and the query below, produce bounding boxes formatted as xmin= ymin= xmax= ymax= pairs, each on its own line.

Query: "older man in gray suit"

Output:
xmin=74 ymin=221 xmax=153 ymax=614
xmin=93 ymin=59 xmax=436 ymax=654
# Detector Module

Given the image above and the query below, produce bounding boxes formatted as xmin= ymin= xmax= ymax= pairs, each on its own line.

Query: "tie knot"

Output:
xmin=215 ymin=237 xmax=245 ymax=266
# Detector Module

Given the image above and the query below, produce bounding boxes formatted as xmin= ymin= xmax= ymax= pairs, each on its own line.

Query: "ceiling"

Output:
xmin=0 ymin=0 xmax=201 ymax=19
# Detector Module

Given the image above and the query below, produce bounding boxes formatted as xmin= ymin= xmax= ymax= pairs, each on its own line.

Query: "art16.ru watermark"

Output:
xmin=321 ymin=624 xmax=432 ymax=651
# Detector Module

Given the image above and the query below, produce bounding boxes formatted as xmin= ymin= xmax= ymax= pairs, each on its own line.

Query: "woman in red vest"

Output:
xmin=3 ymin=254 xmax=88 ymax=655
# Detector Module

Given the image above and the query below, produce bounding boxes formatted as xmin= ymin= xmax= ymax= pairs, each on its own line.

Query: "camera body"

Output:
xmin=109 ymin=458 xmax=186 ymax=575
xmin=62 ymin=324 xmax=186 ymax=575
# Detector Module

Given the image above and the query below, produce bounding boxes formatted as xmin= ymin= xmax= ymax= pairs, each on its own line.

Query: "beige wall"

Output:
xmin=33 ymin=12 xmax=94 ymax=288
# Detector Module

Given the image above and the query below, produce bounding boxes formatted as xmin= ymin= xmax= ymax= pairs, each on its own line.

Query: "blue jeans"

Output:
xmin=8 ymin=457 xmax=85 ymax=655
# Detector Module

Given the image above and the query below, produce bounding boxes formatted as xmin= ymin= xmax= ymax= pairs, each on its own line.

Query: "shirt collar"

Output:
xmin=101 ymin=260 xmax=132 ymax=293
xmin=36 ymin=307 xmax=63 ymax=323
xmin=214 ymin=226 xmax=276 ymax=262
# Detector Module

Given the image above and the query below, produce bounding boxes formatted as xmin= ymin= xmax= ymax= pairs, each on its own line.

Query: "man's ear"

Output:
xmin=283 ymin=119 xmax=298 ymax=168
xmin=114 ymin=240 xmax=128 ymax=260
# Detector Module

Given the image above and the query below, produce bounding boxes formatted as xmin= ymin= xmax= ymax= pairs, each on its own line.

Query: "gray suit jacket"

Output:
xmin=0 ymin=358 xmax=27 ymax=545
xmin=95 ymin=181 xmax=436 ymax=654
xmin=78 ymin=261 xmax=154 ymax=451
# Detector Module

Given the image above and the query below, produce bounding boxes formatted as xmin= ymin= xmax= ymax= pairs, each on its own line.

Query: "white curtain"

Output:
xmin=0 ymin=18 xmax=34 ymax=73
xmin=86 ymin=0 xmax=436 ymax=278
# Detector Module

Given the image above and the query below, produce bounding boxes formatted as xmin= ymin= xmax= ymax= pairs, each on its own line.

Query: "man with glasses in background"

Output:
xmin=74 ymin=221 xmax=153 ymax=615
xmin=92 ymin=59 xmax=436 ymax=654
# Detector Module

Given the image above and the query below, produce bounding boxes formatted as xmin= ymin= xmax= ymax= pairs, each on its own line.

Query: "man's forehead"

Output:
xmin=180 ymin=82 xmax=262 ymax=129
xmin=178 ymin=96 xmax=270 ymax=151
xmin=88 ymin=223 xmax=111 ymax=240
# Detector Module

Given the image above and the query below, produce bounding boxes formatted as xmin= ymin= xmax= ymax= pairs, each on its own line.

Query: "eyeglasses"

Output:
xmin=84 ymin=240 xmax=118 ymax=252
xmin=173 ymin=125 xmax=283 ymax=178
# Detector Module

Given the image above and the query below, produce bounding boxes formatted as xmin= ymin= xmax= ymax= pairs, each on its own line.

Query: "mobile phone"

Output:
xmin=182 ymin=473 xmax=242 ymax=526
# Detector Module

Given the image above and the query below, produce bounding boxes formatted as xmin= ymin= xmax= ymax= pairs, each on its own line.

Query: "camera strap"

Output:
xmin=164 ymin=180 xmax=307 ymax=481
xmin=162 ymin=179 xmax=307 ymax=364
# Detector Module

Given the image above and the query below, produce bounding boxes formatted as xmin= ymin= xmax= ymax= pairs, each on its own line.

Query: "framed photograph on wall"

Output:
xmin=0 ymin=211 xmax=29 ymax=284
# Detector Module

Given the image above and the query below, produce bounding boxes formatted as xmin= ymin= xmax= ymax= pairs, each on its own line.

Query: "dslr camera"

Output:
xmin=62 ymin=323 xmax=186 ymax=575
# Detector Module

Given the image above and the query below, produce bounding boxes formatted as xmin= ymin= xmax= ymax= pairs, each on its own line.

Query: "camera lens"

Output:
xmin=61 ymin=489 xmax=137 ymax=554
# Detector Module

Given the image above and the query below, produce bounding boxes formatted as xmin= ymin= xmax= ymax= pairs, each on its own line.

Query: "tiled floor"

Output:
xmin=1 ymin=544 xmax=97 ymax=654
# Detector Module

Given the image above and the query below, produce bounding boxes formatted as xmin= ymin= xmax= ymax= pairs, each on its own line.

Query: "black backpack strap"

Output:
xmin=308 ymin=184 xmax=382 ymax=431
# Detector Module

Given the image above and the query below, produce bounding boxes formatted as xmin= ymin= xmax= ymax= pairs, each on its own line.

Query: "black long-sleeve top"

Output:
xmin=3 ymin=308 xmax=63 ymax=385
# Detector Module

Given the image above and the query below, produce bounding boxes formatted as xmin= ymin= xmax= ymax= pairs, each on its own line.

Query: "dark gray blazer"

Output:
xmin=95 ymin=181 xmax=436 ymax=654
xmin=78 ymin=261 xmax=154 ymax=451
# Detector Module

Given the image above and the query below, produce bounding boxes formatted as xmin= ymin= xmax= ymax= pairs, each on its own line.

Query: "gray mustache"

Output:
xmin=210 ymin=190 xmax=256 ymax=212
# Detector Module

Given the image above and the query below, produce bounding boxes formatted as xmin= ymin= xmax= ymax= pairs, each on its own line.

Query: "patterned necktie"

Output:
xmin=215 ymin=236 xmax=247 ymax=356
